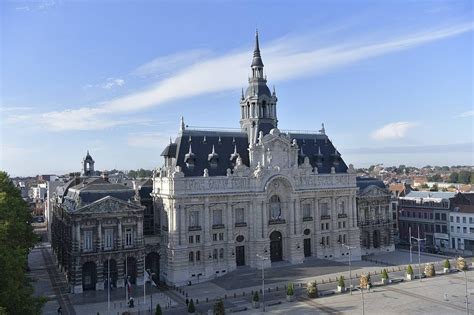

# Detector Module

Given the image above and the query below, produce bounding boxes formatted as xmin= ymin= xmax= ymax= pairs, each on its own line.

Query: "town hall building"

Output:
xmin=154 ymin=32 xmax=362 ymax=286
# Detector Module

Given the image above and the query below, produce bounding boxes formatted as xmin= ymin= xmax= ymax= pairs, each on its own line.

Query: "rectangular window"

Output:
xmin=463 ymin=217 xmax=467 ymax=223
xmin=457 ymin=227 xmax=461 ymax=233
xmin=343 ymin=234 xmax=346 ymax=243
xmin=219 ymin=248 xmax=224 ymax=259
xmin=435 ymin=213 xmax=440 ymax=220
xmin=326 ymin=223 xmax=329 ymax=230
xmin=470 ymin=228 xmax=474 ymax=234
xmin=457 ymin=217 xmax=460 ymax=223
xmin=418 ymin=212 xmax=422 ymax=219
xmin=436 ymin=225 xmax=441 ymax=233
xmin=338 ymin=222 xmax=341 ymax=229
xmin=190 ymin=211 xmax=200 ymax=227
xmin=326 ymin=236 xmax=330 ymax=246
xmin=189 ymin=252 xmax=194 ymax=262
xmin=235 ymin=208 xmax=245 ymax=224
xmin=441 ymin=214 xmax=447 ymax=221
xmin=442 ymin=225 xmax=447 ymax=234
xmin=219 ymin=232 xmax=224 ymax=241
xmin=343 ymin=221 xmax=346 ymax=228
xmin=213 ymin=248 xmax=218 ymax=260
xmin=430 ymin=213 xmax=433 ymax=220
xmin=339 ymin=201 xmax=345 ymax=214
xmin=195 ymin=235 xmax=201 ymax=243
xmin=320 ymin=202 xmax=329 ymax=216
xmin=321 ymin=223 xmax=324 ymax=230
xmin=303 ymin=204 xmax=311 ymax=218
xmin=189 ymin=235 xmax=194 ymax=244
xmin=213 ymin=209 xmax=223 ymax=225
xmin=463 ymin=227 xmax=467 ymax=233
xmin=196 ymin=251 xmax=201 ymax=261
xmin=84 ymin=230 xmax=93 ymax=251
xmin=321 ymin=237 xmax=325 ymax=246
xmin=451 ymin=226 xmax=454 ymax=232
xmin=104 ymin=229 xmax=113 ymax=249
xmin=213 ymin=233 xmax=218 ymax=241
xmin=450 ymin=216 xmax=454 ymax=222
xmin=125 ymin=228 xmax=133 ymax=247
xmin=470 ymin=217 xmax=473 ymax=224
xmin=424 ymin=213 xmax=428 ymax=219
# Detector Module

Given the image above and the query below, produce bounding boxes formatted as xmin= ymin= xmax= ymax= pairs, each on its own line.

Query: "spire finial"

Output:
xmin=273 ymin=85 xmax=276 ymax=95
xmin=255 ymin=29 xmax=260 ymax=54
xmin=251 ymin=30 xmax=264 ymax=68
xmin=241 ymin=88 xmax=244 ymax=100
xmin=188 ymin=144 xmax=193 ymax=154
xmin=211 ymin=144 xmax=216 ymax=154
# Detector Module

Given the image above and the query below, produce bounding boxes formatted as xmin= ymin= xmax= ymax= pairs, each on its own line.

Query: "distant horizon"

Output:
xmin=1 ymin=1 xmax=473 ymax=176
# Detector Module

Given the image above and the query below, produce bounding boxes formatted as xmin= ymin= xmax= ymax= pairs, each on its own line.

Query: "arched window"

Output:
xmin=196 ymin=251 xmax=201 ymax=262
xmin=189 ymin=252 xmax=194 ymax=262
xmin=270 ymin=195 xmax=282 ymax=220
xmin=219 ymin=248 xmax=224 ymax=259
xmin=213 ymin=248 xmax=218 ymax=260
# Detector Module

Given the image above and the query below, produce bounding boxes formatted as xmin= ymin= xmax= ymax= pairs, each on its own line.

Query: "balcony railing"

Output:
xmin=303 ymin=216 xmax=313 ymax=222
xmin=321 ymin=215 xmax=331 ymax=220
xmin=269 ymin=218 xmax=286 ymax=225
xmin=338 ymin=213 xmax=348 ymax=219
xmin=188 ymin=226 xmax=202 ymax=232
xmin=234 ymin=222 xmax=247 ymax=227
xmin=358 ymin=218 xmax=392 ymax=227
xmin=212 ymin=224 xmax=225 ymax=229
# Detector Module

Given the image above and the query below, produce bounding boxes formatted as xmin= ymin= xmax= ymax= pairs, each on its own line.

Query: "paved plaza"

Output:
xmin=29 ymin=243 xmax=471 ymax=315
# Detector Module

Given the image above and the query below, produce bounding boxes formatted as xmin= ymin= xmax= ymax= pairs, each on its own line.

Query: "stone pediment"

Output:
xmin=359 ymin=185 xmax=390 ymax=198
xmin=260 ymin=128 xmax=297 ymax=169
xmin=73 ymin=196 xmax=143 ymax=214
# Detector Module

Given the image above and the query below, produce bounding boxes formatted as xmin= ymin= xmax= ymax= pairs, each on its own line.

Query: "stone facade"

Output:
xmin=51 ymin=156 xmax=158 ymax=293
xmin=356 ymin=178 xmax=395 ymax=255
xmin=153 ymin=32 xmax=361 ymax=286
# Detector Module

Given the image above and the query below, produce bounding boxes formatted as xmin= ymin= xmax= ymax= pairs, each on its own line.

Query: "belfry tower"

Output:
xmin=240 ymin=31 xmax=278 ymax=144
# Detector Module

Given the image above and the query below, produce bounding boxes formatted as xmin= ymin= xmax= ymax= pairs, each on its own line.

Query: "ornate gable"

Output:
xmin=73 ymin=196 xmax=143 ymax=215
xmin=260 ymin=128 xmax=297 ymax=169
xmin=359 ymin=185 xmax=390 ymax=198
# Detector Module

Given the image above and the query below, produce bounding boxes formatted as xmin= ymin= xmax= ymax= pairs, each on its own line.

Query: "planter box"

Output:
xmin=337 ymin=285 xmax=345 ymax=293
xmin=444 ymin=268 xmax=450 ymax=274
xmin=252 ymin=301 xmax=260 ymax=309
xmin=406 ymin=273 xmax=414 ymax=281
xmin=286 ymin=295 xmax=295 ymax=302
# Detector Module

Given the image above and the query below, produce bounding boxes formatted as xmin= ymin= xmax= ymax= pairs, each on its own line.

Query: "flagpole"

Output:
xmin=143 ymin=255 xmax=146 ymax=305
xmin=107 ymin=257 xmax=110 ymax=314
xmin=125 ymin=257 xmax=128 ymax=303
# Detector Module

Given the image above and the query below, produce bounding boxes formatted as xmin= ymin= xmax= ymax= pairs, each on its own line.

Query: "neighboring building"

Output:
xmin=51 ymin=153 xmax=150 ymax=293
xmin=153 ymin=32 xmax=361 ymax=286
xmin=356 ymin=178 xmax=395 ymax=255
xmin=31 ymin=183 xmax=47 ymax=201
xmin=45 ymin=179 xmax=64 ymax=241
xmin=398 ymin=191 xmax=455 ymax=249
xmin=449 ymin=192 xmax=474 ymax=254
xmin=389 ymin=182 xmax=411 ymax=243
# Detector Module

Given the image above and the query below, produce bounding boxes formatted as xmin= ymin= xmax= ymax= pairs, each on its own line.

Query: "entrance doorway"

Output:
xmin=304 ymin=238 xmax=311 ymax=257
xmin=82 ymin=261 xmax=97 ymax=291
xmin=270 ymin=231 xmax=283 ymax=262
xmin=236 ymin=246 xmax=245 ymax=266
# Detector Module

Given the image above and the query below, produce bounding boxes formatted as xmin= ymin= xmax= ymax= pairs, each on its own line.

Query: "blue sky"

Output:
xmin=1 ymin=0 xmax=473 ymax=176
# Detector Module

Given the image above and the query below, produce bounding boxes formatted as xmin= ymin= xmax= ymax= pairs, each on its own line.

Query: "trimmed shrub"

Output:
xmin=337 ymin=276 xmax=345 ymax=288
xmin=188 ymin=299 xmax=195 ymax=313
xmin=287 ymin=282 xmax=294 ymax=296
xmin=213 ymin=299 xmax=225 ymax=315
xmin=424 ymin=263 xmax=435 ymax=277
xmin=307 ymin=281 xmax=318 ymax=298
xmin=443 ymin=259 xmax=451 ymax=269
xmin=252 ymin=291 xmax=259 ymax=302
xmin=457 ymin=257 xmax=468 ymax=271
xmin=155 ymin=304 xmax=162 ymax=315
xmin=407 ymin=264 xmax=414 ymax=275
xmin=381 ymin=269 xmax=389 ymax=280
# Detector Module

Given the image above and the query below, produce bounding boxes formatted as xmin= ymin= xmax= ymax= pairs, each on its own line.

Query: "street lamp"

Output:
xmin=411 ymin=226 xmax=425 ymax=282
xmin=256 ymin=250 xmax=268 ymax=312
xmin=338 ymin=241 xmax=356 ymax=295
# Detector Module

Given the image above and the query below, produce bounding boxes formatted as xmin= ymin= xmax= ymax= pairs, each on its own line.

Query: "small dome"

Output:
xmin=245 ymin=82 xmax=271 ymax=98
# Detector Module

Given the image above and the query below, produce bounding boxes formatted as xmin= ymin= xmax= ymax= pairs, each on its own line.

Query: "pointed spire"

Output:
xmin=272 ymin=85 xmax=276 ymax=96
xmin=251 ymin=30 xmax=264 ymax=68
xmin=233 ymin=144 xmax=238 ymax=155
xmin=188 ymin=144 xmax=193 ymax=154
xmin=169 ymin=137 xmax=172 ymax=144
xmin=318 ymin=146 xmax=322 ymax=155
xmin=241 ymin=88 xmax=245 ymax=100
xmin=180 ymin=116 xmax=185 ymax=132
xmin=211 ymin=144 xmax=216 ymax=154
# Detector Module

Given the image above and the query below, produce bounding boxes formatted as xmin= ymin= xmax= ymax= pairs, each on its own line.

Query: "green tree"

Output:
xmin=287 ymin=282 xmax=294 ymax=296
xmin=337 ymin=276 xmax=345 ymax=288
xmin=407 ymin=265 xmax=414 ymax=275
xmin=213 ymin=299 xmax=225 ymax=315
xmin=381 ymin=269 xmax=389 ymax=280
xmin=430 ymin=184 xmax=439 ymax=192
xmin=458 ymin=171 xmax=472 ymax=184
xmin=427 ymin=174 xmax=442 ymax=182
xmin=252 ymin=291 xmax=259 ymax=302
xmin=0 ymin=172 xmax=45 ymax=314
xmin=449 ymin=172 xmax=459 ymax=183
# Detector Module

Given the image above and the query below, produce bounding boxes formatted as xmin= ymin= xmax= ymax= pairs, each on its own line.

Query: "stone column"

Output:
xmin=118 ymin=219 xmax=123 ymax=249
xmin=294 ymin=196 xmax=301 ymax=235
xmin=98 ymin=220 xmax=102 ymax=252
xmin=96 ymin=260 xmax=104 ymax=290
xmin=136 ymin=254 xmax=145 ymax=285
xmin=116 ymin=258 xmax=125 ymax=288
xmin=76 ymin=221 xmax=81 ymax=253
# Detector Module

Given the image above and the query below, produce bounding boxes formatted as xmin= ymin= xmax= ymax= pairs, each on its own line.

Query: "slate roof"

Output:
xmin=161 ymin=129 xmax=348 ymax=177
xmin=403 ymin=191 xmax=455 ymax=200
xmin=356 ymin=177 xmax=387 ymax=191
xmin=61 ymin=177 xmax=135 ymax=211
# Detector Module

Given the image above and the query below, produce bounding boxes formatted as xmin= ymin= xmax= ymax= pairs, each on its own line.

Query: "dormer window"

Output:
xmin=313 ymin=146 xmax=323 ymax=168
xmin=332 ymin=149 xmax=341 ymax=167
xmin=184 ymin=144 xmax=196 ymax=169
xmin=230 ymin=144 xmax=240 ymax=167
xmin=208 ymin=145 xmax=219 ymax=169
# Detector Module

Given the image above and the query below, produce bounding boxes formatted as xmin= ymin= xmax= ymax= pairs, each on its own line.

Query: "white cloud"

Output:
xmin=371 ymin=121 xmax=418 ymax=141
xmin=457 ymin=110 xmax=474 ymax=118
xmin=133 ymin=49 xmax=211 ymax=77
xmin=101 ymin=78 xmax=125 ymax=89
xmin=8 ymin=22 xmax=472 ymax=131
